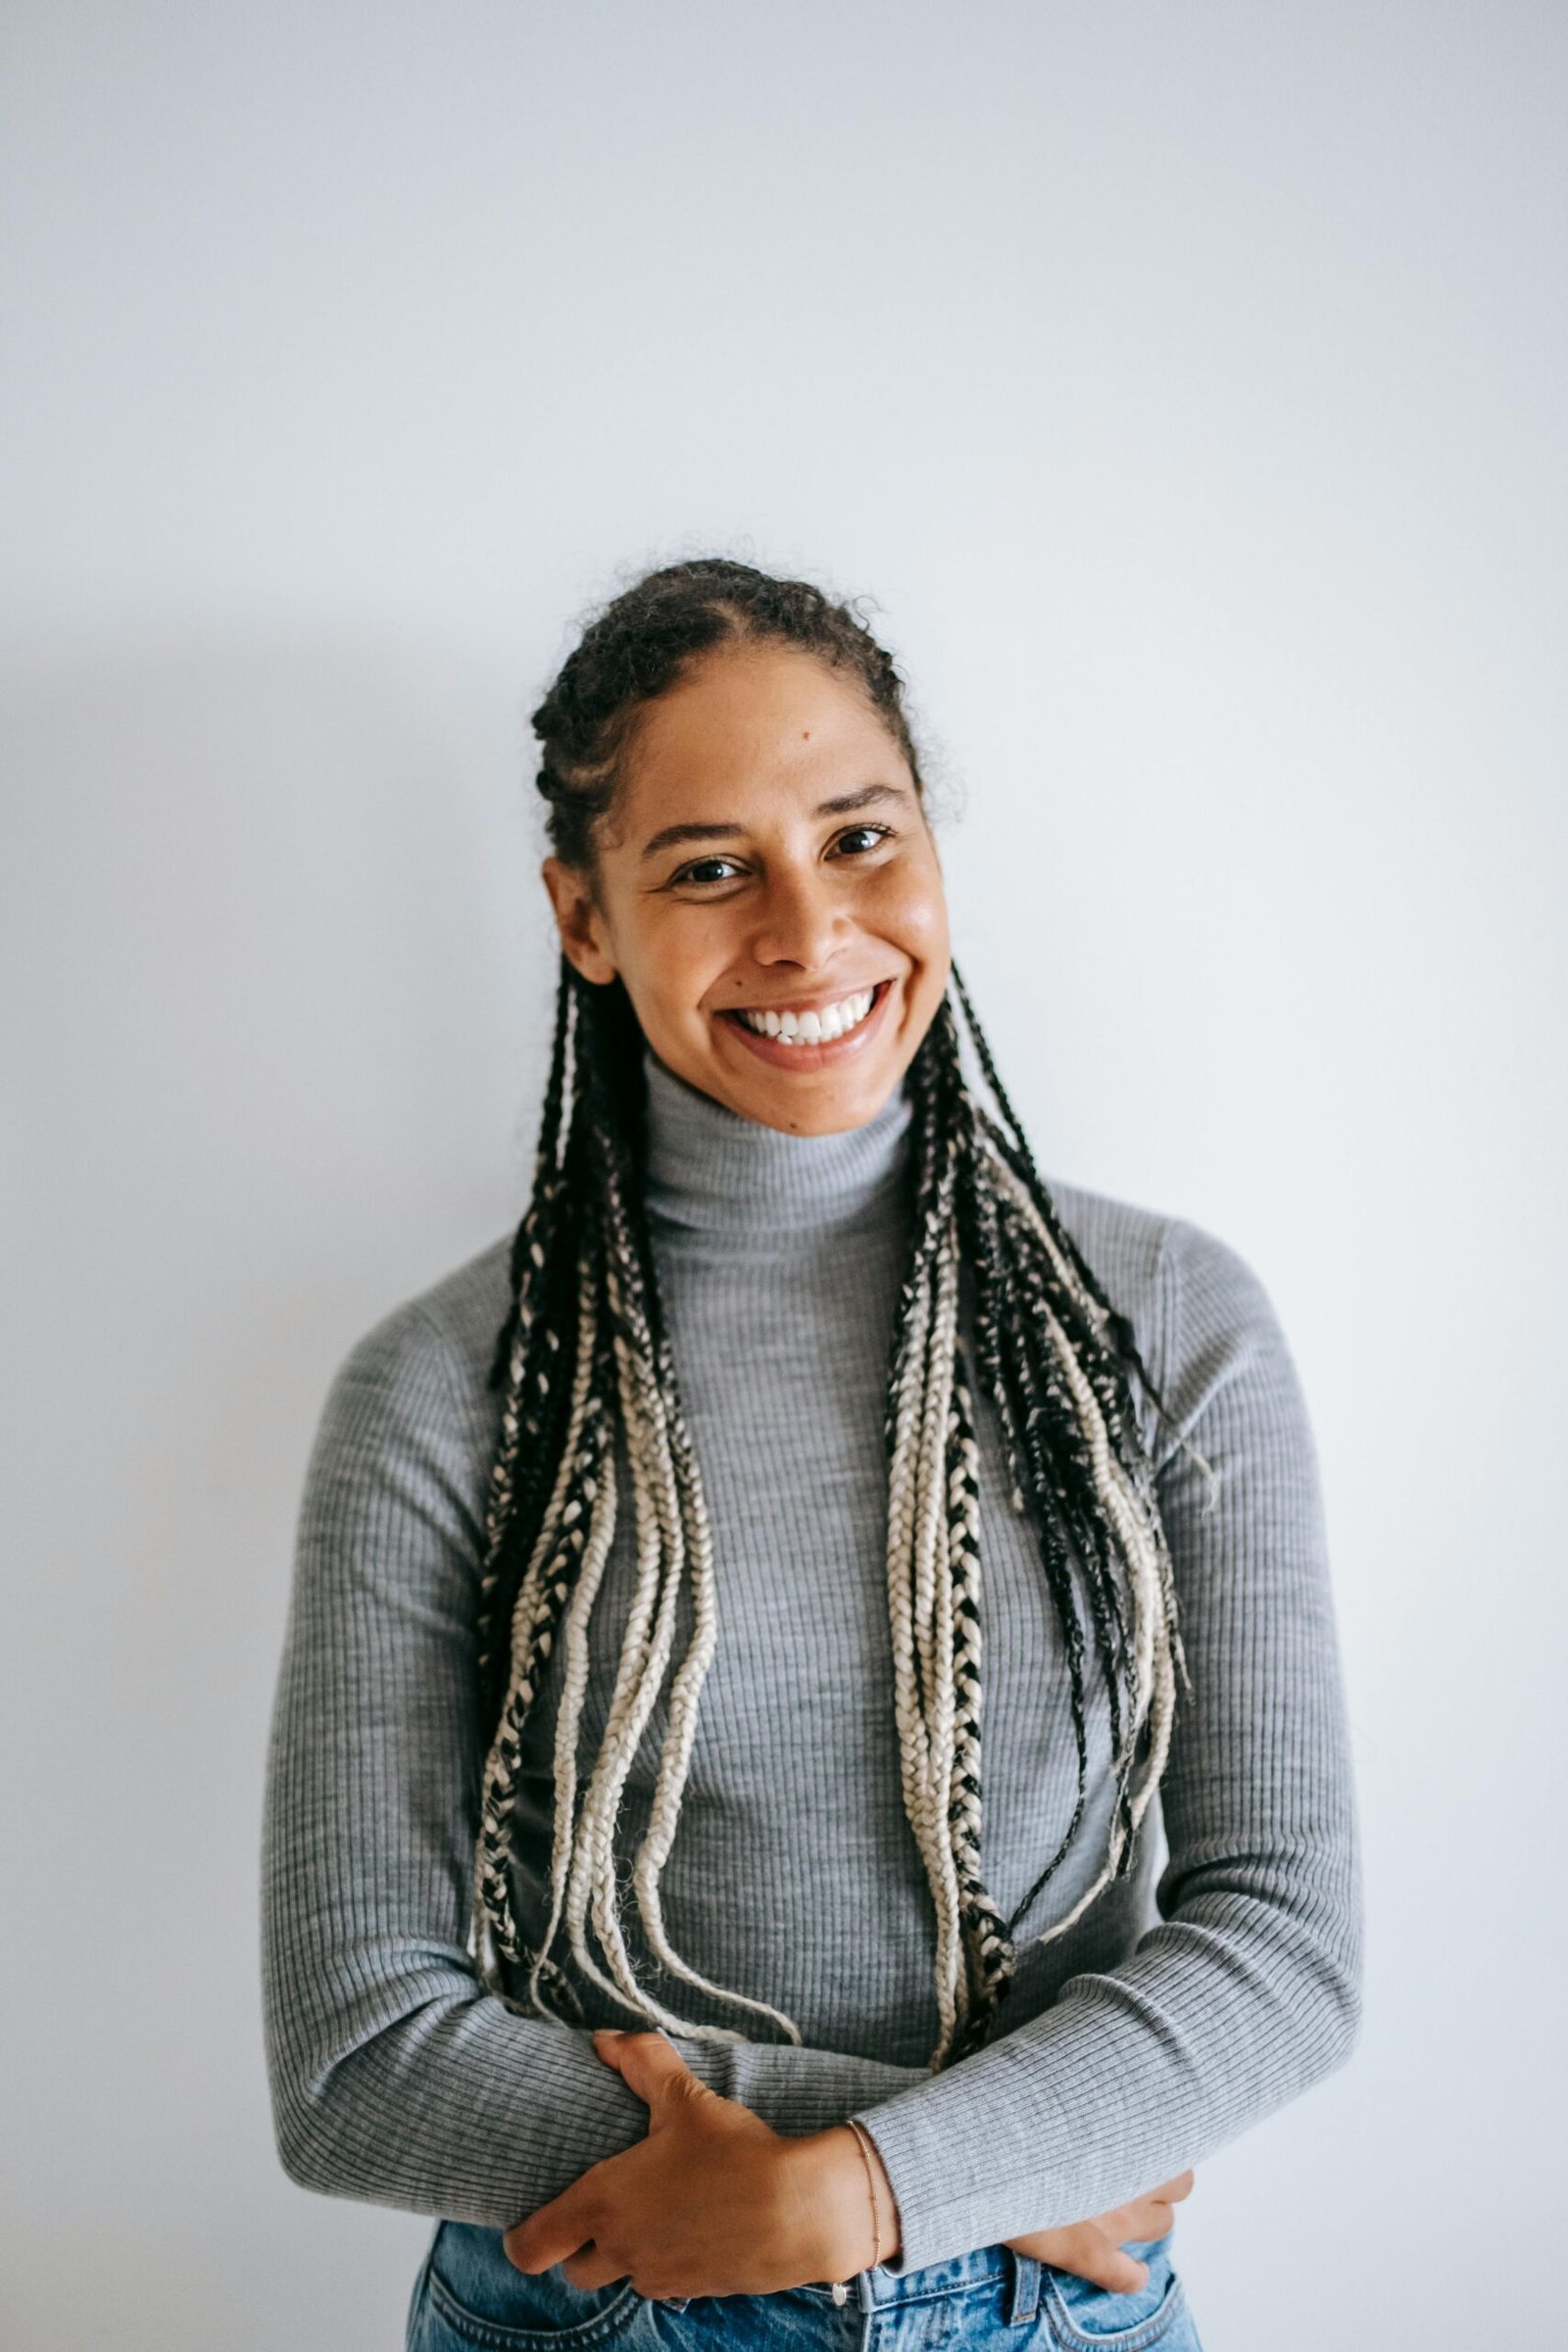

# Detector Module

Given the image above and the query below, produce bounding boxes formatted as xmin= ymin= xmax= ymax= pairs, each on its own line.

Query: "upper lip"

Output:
xmin=719 ymin=981 xmax=891 ymax=1015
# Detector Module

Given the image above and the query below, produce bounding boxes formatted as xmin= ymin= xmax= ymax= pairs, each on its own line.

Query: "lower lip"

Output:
xmin=715 ymin=981 xmax=897 ymax=1069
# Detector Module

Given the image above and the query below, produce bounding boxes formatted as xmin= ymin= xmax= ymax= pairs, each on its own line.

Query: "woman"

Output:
xmin=262 ymin=559 xmax=1361 ymax=2352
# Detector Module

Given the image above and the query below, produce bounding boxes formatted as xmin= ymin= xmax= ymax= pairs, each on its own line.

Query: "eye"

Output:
xmin=664 ymin=823 xmax=894 ymax=891
xmin=669 ymin=854 xmax=746 ymax=888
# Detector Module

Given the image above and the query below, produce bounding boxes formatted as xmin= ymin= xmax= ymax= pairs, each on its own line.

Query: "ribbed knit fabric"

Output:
xmin=261 ymin=1045 xmax=1361 ymax=2275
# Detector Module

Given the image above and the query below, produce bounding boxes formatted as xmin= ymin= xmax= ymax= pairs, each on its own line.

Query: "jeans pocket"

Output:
xmin=1038 ymin=2234 xmax=1193 ymax=2352
xmin=413 ymin=2223 xmax=648 ymax=2352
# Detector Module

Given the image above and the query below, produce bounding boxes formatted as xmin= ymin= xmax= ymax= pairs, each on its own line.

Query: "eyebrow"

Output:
xmin=638 ymin=782 xmax=912 ymax=863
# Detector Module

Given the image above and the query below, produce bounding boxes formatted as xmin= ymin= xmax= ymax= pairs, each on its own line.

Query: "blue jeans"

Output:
xmin=407 ymin=2222 xmax=1204 ymax=2352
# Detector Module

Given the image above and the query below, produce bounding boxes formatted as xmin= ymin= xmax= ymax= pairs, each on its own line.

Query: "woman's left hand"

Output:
xmin=502 ymin=2030 xmax=870 ymax=2300
xmin=1004 ymin=2170 xmax=1197 ymax=2292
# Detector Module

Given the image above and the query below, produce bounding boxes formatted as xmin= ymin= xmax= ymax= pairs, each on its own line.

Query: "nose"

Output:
xmin=750 ymin=862 xmax=850 ymax=972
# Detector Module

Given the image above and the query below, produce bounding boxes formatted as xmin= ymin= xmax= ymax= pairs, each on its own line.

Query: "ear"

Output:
xmin=541 ymin=856 xmax=618 ymax=985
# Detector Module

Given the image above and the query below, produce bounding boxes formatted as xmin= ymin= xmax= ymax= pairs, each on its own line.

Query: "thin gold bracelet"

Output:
xmin=828 ymin=2118 xmax=884 ymax=2304
xmin=847 ymin=2117 xmax=883 ymax=2268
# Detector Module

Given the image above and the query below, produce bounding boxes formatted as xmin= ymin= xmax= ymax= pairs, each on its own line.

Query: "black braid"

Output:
xmin=950 ymin=959 xmax=1191 ymax=1471
xmin=928 ymin=974 xmax=1170 ymax=1961
xmin=473 ymin=558 xmax=1188 ymax=2056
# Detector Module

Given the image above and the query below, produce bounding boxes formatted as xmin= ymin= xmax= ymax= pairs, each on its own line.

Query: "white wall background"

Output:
xmin=3 ymin=5 xmax=1562 ymax=2346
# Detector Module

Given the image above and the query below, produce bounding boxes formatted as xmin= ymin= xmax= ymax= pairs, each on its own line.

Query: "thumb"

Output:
xmin=593 ymin=2028 xmax=707 ymax=2112
xmin=1090 ymin=2249 xmax=1151 ymax=2294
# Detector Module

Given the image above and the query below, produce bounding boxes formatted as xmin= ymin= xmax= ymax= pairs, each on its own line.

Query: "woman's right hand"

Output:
xmin=1002 ymin=2169 xmax=1196 ymax=2292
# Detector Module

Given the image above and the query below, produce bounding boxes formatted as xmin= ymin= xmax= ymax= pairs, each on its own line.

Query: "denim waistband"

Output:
xmin=792 ymin=2242 xmax=1043 ymax=2321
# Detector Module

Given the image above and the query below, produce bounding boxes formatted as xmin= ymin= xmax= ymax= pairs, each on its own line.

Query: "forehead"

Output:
xmin=604 ymin=643 xmax=910 ymax=849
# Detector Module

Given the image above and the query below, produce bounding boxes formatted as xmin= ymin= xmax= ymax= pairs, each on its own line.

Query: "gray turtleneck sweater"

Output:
xmin=261 ymin=1047 xmax=1361 ymax=2276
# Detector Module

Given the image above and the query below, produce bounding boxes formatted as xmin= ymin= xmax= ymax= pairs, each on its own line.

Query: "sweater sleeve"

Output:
xmin=260 ymin=1298 xmax=926 ymax=2227
xmin=848 ymin=1216 xmax=1364 ymax=2273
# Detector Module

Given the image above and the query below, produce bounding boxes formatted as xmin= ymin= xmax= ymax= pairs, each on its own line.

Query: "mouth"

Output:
xmin=714 ymin=979 xmax=896 ymax=1065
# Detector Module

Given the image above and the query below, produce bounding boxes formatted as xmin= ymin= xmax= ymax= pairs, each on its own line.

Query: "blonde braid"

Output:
xmin=472 ymin=963 xmax=1195 ymax=2070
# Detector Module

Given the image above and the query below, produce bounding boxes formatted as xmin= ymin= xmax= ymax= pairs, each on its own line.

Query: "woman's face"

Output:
xmin=542 ymin=641 xmax=952 ymax=1135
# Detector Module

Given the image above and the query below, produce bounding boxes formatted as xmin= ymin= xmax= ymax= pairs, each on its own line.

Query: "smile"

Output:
xmin=716 ymin=980 xmax=896 ymax=1063
xmin=734 ymin=988 xmax=877 ymax=1044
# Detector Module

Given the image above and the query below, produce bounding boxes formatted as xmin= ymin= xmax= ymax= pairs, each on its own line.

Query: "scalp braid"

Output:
xmin=470 ymin=556 xmax=1208 ymax=2068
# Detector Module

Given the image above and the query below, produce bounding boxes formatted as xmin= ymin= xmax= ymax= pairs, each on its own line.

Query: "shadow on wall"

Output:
xmin=3 ymin=630 xmax=549 ymax=2226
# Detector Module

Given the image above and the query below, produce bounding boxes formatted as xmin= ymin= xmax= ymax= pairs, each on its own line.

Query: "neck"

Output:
xmin=640 ymin=1045 xmax=914 ymax=1240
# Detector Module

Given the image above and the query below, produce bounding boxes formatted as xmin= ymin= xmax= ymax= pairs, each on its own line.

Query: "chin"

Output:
xmin=736 ymin=1069 xmax=900 ymax=1136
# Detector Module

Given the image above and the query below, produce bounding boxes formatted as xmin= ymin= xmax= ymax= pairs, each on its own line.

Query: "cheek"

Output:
xmin=621 ymin=916 xmax=729 ymax=1027
xmin=878 ymin=864 xmax=950 ymax=960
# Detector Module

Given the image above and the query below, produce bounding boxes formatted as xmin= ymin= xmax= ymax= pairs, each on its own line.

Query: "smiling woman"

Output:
xmin=261 ymin=558 xmax=1361 ymax=2352
xmin=538 ymin=634 xmax=950 ymax=1135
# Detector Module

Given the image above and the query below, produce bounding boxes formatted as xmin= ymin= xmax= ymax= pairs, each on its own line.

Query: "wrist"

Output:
xmin=785 ymin=2124 xmax=903 ymax=2279
xmin=847 ymin=2120 xmax=902 ymax=2272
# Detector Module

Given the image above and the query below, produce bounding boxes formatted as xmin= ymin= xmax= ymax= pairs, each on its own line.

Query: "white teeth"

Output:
xmin=735 ymin=987 xmax=877 ymax=1043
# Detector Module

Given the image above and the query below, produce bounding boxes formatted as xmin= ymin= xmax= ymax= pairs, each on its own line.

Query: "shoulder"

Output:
xmin=1043 ymin=1173 xmax=1302 ymax=1466
xmin=289 ymin=1237 xmax=516 ymax=1600
xmin=1045 ymin=1169 xmax=1274 ymax=1342
xmin=309 ymin=1232 xmax=514 ymax=1477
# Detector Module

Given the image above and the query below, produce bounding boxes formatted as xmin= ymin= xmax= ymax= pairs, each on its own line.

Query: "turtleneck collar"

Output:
xmin=640 ymin=1044 xmax=914 ymax=1240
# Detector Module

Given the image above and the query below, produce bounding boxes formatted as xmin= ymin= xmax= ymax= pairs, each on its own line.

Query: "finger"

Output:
xmin=591 ymin=2029 xmax=629 ymax=2074
xmin=504 ymin=2188 xmax=595 ymax=2276
xmin=1079 ymin=2249 xmax=1150 ymax=2294
xmin=563 ymin=2241 xmax=629 ymax=2290
xmin=1113 ymin=2172 xmax=1192 ymax=2228
xmin=599 ymin=2029 xmax=706 ymax=2112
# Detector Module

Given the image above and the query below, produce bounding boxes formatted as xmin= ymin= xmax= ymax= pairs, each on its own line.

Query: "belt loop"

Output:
xmin=1005 ymin=2248 xmax=1042 ymax=2326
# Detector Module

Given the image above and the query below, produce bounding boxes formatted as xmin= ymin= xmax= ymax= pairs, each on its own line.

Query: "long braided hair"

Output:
xmin=471 ymin=559 xmax=1204 ymax=2070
